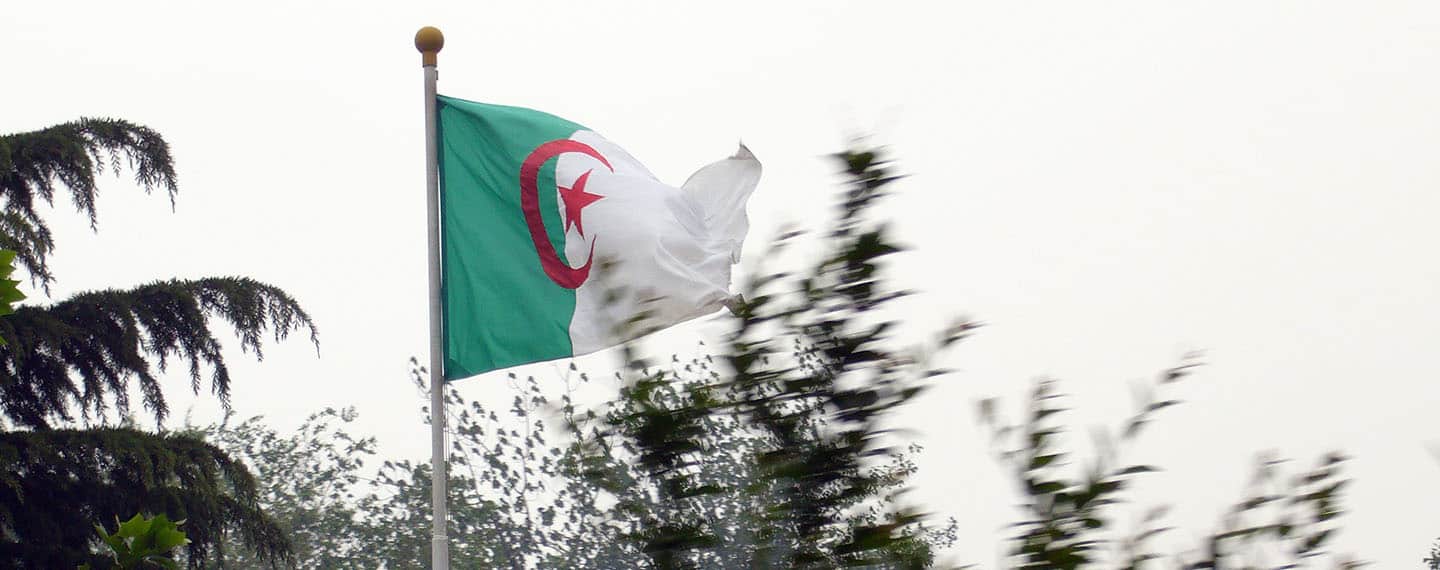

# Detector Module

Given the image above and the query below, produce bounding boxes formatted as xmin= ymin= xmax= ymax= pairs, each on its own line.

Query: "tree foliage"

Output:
xmin=0 ymin=277 xmax=314 ymax=429
xmin=0 ymin=429 xmax=288 ymax=569
xmin=197 ymin=408 xmax=374 ymax=568
xmin=0 ymin=118 xmax=310 ymax=567
xmin=202 ymin=358 xmax=954 ymax=569
xmin=202 ymin=374 xmax=593 ymax=568
xmin=981 ymin=367 xmax=1357 ymax=569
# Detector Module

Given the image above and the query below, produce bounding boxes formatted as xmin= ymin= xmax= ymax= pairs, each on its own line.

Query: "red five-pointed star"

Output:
xmin=559 ymin=169 xmax=605 ymax=237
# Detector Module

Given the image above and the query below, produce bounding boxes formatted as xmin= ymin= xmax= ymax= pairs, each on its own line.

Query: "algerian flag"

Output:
xmin=437 ymin=95 xmax=761 ymax=380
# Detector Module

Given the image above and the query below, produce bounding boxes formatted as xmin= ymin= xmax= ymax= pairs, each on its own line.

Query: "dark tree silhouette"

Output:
xmin=0 ymin=118 xmax=313 ymax=568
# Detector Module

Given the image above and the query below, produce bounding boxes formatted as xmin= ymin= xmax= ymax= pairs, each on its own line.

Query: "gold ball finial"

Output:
xmin=414 ymin=27 xmax=444 ymax=66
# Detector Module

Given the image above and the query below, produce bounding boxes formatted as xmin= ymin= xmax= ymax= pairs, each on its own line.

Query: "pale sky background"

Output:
xmin=5 ymin=1 xmax=1440 ymax=567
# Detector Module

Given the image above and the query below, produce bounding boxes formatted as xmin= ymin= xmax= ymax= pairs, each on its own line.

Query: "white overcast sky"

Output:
xmin=5 ymin=1 xmax=1440 ymax=567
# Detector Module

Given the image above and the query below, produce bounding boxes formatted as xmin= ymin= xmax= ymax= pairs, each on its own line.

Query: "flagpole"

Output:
xmin=415 ymin=26 xmax=450 ymax=570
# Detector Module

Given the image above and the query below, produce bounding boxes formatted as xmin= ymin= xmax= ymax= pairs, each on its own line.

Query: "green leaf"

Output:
xmin=115 ymin=513 xmax=151 ymax=541
xmin=0 ymin=249 xmax=24 ymax=345
xmin=88 ymin=513 xmax=189 ymax=569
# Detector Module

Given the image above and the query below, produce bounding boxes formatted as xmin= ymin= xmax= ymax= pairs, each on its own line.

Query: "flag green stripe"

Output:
xmin=437 ymin=95 xmax=587 ymax=378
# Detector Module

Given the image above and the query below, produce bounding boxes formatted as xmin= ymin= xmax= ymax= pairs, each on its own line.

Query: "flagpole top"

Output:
xmin=414 ymin=27 xmax=444 ymax=67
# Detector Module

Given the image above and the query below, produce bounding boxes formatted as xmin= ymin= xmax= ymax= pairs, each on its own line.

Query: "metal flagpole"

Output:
xmin=415 ymin=26 xmax=450 ymax=570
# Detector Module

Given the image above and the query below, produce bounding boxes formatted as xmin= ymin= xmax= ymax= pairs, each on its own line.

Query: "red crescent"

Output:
xmin=519 ymin=139 xmax=614 ymax=289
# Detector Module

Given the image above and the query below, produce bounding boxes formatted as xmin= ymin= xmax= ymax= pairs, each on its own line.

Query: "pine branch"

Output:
xmin=0 ymin=277 xmax=317 ymax=429
xmin=0 ymin=118 xmax=178 ymax=288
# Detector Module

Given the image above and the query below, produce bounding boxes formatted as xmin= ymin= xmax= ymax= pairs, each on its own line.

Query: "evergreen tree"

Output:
xmin=0 ymin=118 xmax=314 ymax=568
